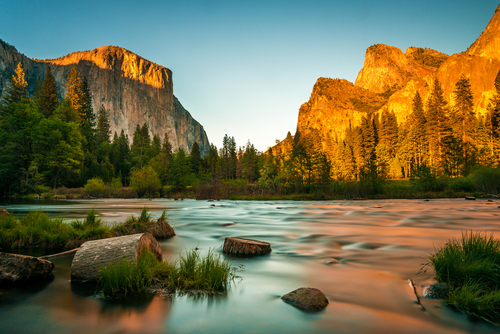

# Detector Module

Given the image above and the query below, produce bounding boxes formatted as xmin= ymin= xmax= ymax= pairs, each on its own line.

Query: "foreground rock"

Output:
xmin=71 ymin=233 xmax=162 ymax=282
xmin=112 ymin=219 xmax=176 ymax=239
xmin=281 ymin=287 xmax=329 ymax=312
xmin=0 ymin=252 xmax=54 ymax=285
xmin=423 ymin=282 xmax=448 ymax=299
xmin=222 ymin=237 xmax=271 ymax=257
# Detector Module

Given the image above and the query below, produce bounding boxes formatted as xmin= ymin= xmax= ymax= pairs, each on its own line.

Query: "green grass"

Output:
xmin=99 ymin=248 xmax=243 ymax=299
xmin=111 ymin=207 xmax=161 ymax=236
xmin=0 ymin=207 xmax=167 ymax=250
xmin=99 ymin=248 xmax=159 ymax=299
xmin=423 ymin=232 xmax=500 ymax=324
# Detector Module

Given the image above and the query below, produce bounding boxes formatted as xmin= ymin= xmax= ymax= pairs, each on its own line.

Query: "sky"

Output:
xmin=1 ymin=0 xmax=499 ymax=151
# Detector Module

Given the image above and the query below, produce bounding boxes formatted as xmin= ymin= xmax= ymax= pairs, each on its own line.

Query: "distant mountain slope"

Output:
xmin=0 ymin=41 xmax=209 ymax=155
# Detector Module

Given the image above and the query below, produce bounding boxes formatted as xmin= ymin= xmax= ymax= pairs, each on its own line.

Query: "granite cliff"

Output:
xmin=291 ymin=4 xmax=500 ymax=146
xmin=0 ymin=41 xmax=209 ymax=155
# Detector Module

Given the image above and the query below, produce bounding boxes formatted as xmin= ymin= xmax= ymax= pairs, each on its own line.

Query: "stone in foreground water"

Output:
xmin=281 ymin=287 xmax=329 ymax=312
xmin=0 ymin=252 xmax=54 ymax=284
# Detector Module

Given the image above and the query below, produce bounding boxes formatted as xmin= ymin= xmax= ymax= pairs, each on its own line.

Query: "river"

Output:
xmin=1 ymin=198 xmax=500 ymax=334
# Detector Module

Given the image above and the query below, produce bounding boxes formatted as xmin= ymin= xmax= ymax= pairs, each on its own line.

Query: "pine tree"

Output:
xmin=425 ymin=78 xmax=451 ymax=172
xmin=64 ymin=65 xmax=84 ymax=119
xmin=96 ymin=104 xmax=111 ymax=145
xmin=37 ymin=67 xmax=59 ymax=117
xmin=131 ymin=123 xmax=151 ymax=169
xmin=452 ymin=74 xmax=476 ymax=174
xmin=162 ymin=133 xmax=173 ymax=159
xmin=408 ymin=92 xmax=427 ymax=168
xmin=486 ymin=70 xmax=500 ymax=164
xmin=1 ymin=62 xmax=28 ymax=106
xmin=80 ymin=76 xmax=94 ymax=127
xmin=379 ymin=110 xmax=399 ymax=157
xmin=190 ymin=142 xmax=202 ymax=175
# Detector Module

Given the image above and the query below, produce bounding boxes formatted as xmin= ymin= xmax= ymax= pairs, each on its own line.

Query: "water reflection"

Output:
xmin=1 ymin=199 xmax=500 ymax=333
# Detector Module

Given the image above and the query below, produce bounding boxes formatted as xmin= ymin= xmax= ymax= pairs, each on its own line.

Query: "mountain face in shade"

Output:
xmin=0 ymin=41 xmax=209 ymax=155
xmin=290 ymin=4 xmax=500 ymax=146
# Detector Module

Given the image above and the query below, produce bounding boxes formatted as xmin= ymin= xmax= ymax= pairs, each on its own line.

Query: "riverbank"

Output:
xmin=3 ymin=179 xmax=497 ymax=202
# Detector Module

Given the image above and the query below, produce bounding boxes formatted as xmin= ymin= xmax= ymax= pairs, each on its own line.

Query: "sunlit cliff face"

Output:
xmin=44 ymin=46 xmax=170 ymax=89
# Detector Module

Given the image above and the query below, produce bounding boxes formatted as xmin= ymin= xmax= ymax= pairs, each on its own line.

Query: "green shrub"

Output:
xmin=470 ymin=166 xmax=500 ymax=194
xmin=130 ymin=166 xmax=161 ymax=197
xmin=84 ymin=177 xmax=106 ymax=197
xmin=423 ymin=232 xmax=500 ymax=324
xmin=448 ymin=177 xmax=477 ymax=193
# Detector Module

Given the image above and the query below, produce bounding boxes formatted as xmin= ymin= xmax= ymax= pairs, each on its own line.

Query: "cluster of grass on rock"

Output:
xmin=0 ymin=207 xmax=169 ymax=250
xmin=99 ymin=248 xmax=242 ymax=299
xmin=423 ymin=232 xmax=500 ymax=324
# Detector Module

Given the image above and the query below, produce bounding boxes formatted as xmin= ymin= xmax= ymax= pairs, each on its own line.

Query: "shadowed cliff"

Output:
xmin=0 ymin=41 xmax=209 ymax=155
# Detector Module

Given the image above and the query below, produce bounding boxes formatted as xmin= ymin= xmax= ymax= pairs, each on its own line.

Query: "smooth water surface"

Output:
xmin=1 ymin=198 xmax=500 ymax=334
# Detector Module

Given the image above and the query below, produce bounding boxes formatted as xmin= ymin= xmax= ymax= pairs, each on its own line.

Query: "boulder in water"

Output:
xmin=0 ymin=252 xmax=54 ymax=285
xmin=281 ymin=287 xmax=329 ymax=312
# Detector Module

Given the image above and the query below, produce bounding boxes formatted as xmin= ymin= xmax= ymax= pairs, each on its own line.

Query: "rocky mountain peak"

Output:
xmin=467 ymin=4 xmax=500 ymax=59
xmin=42 ymin=46 xmax=171 ymax=90
xmin=354 ymin=44 xmax=442 ymax=94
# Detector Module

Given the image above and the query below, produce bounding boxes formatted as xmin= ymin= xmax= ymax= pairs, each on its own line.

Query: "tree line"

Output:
xmin=1 ymin=63 xmax=499 ymax=198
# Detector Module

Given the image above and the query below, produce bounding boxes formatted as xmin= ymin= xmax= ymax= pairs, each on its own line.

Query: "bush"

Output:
xmin=130 ymin=166 xmax=161 ymax=198
xmin=84 ymin=178 xmax=106 ymax=197
xmin=470 ymin=166 xmax=500 ymax=194
xmin=423 ymin=232 xmax=500 ymax=324
xmin=448 ymin=177 xmax=477 ymax=193
xmin=410 ymin=165 xmax=448 ymax=192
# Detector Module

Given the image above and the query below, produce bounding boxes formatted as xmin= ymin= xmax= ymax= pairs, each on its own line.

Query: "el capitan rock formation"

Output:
xmin=0 ymin=41 xmax=209 ymax=155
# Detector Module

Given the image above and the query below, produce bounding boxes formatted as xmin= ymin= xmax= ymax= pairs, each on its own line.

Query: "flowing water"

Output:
xmin=1 ymin=198 xmax=500 ymax=334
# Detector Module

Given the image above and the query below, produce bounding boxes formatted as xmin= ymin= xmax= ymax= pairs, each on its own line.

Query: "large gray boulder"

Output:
xmin=281 ymin=287 xmax=329 ymax=312
xmin=0 ymin=252 xmax=55 ymax=284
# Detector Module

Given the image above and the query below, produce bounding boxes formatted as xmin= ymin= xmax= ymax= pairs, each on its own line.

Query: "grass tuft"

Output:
xmin=0 ymin=207 xmax=170 ymax=250
xmin=99 ymin=248 xmax=243 ymax=299
xmin=423 ymin=232 xmax=500 ymax=324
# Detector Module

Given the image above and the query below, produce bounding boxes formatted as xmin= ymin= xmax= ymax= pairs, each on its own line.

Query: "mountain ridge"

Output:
xmin=0 ymin=40 xmax=209 ymax=155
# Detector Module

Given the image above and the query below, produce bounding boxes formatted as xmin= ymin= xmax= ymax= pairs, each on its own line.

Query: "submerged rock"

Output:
xmin=0 ymin=252 xmax=55 ymax=285
xmin=423 ymin=282 xmax=448 ymax=299
xmin=222 ymin=237 xmax=271 ymax=257
xmin=281 ymin=287 xmax=329 ymax=312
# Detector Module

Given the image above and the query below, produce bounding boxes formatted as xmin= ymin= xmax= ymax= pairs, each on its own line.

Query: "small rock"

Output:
xmin=423 ymin=282 xmax=448 ymax=299
xmin=281 ymin=287 xmax=329 ymax=312
xmin=465 ymin=196 xmax=476 ymax=200
xmin=424 ymin=199 xmax=430 ymax=202
xmin=322 ymin=258 xmax=340 ymax=265
xmin=0 ymin=252 xmax=55 ymax=285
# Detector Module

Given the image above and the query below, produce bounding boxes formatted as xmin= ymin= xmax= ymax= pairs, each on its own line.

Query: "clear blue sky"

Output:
xmin=1 ymin=0 xmax=498 ymax=151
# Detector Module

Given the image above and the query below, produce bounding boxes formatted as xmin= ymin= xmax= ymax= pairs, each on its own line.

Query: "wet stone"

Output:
xmin=423 ymin=282 xmax=448 ymax=299
xmin=0 ymin=252 xmax=55 ymax=285
xmin=281 ymin=287 xmax=329 ymax=312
